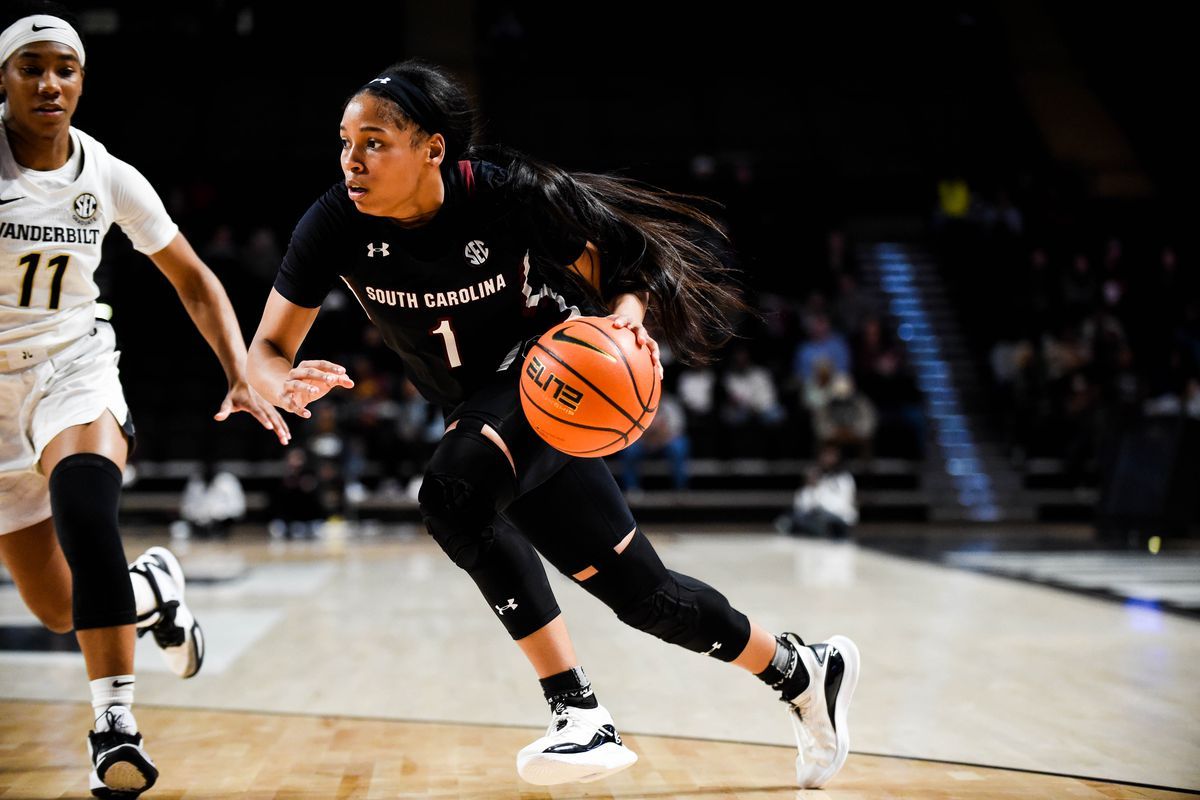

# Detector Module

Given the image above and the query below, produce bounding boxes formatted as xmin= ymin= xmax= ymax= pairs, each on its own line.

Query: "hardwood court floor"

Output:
xmin=1 ymin=701 xmax=1192 ymax=800
xmin=2 ymin=530 xmax=1199 ymax=794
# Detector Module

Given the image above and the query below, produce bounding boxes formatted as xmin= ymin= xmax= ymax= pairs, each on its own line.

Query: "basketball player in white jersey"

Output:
xmin=0 ymin=5 xmax=288 ymax=797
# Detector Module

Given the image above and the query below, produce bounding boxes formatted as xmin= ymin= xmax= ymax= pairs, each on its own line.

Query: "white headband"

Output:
xmin=0 ymin=15 xmax=86 ymax=68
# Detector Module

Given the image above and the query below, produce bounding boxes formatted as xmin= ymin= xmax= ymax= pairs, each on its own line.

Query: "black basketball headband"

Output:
xmin=359 ymin=72 xmax=444 ymax=136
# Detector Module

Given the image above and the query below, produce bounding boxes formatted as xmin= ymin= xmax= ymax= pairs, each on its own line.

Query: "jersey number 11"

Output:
xmin=18 ymin=253 xmax=71 ymax=309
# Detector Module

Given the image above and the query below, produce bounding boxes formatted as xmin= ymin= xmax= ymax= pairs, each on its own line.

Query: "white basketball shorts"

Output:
xmin=0 ymin=321 xmax=131 ymax=535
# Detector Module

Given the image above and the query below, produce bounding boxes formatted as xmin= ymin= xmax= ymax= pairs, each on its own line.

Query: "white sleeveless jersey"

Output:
xmin=0 ymin=112 xmax=178 ymax=352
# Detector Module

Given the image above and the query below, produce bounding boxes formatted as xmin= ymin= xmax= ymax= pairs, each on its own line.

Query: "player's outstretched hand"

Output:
xmin=279 ymin=359 xmax=355 ymax=420
xmin=607 ymin=314 xmax=664 ymax=380
xmin=215 ymin=381 xmax=292 ymax=445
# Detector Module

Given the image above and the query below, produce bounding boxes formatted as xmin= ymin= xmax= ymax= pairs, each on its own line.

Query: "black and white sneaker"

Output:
xmin=129 ymin=547 xmax=204 ymax=678
xmin=516 ymin=702 xmax=638 ymax=785
xmin=87 ymin=707 xmax=158 ymax=799
xmin=782 ymin=633 xmax=860 ymax=788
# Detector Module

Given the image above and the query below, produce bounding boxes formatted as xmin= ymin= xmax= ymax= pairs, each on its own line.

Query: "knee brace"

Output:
xmin=418 ymin=422 xmax=559 ymax=640
xmin=418 ymin=421 xmax=517 ymax=571
xmin=48 ymin=453 xmax=135 ymax=631
xmin=579 ymin=532 xmax=751 ymax=662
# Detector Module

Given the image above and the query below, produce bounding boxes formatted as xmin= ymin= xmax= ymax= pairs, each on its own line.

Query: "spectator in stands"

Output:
xmin=1042 ymin=320 xmax=1091 ymax=383
xmin=793 ymin=313 xmax=851 ymax=382
xmin=813 ymin=374 xmax=877 ymax=459
xmin=677 ymin=365 xmax=718 ymax=456
xmin=619 ymin=393 xmax=690 ymax=492
xmin=267 ymin=449 xmax=326 ymax=540
xmin=176 ymin=461 xmax=246 ymax=540
xmin=854 ymin=323 xmax=925 ymax=458
xmin=774 ymin=443 xmax=858 ymax=539
xmin=722 ymin=346 xmax=787 ymax=427
xmin=720 ymin=346 xmax=787 ymax=456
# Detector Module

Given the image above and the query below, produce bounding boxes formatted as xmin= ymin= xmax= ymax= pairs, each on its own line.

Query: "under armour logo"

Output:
xmin=464 ymin=240 xmax=489 ymax=265
xmin=367 ymin=242 xmax=390 ymax=258
xmin=703 ymin=642 xmax=722 ymax=656
xmin=22 ymin=351 xmax=34 ymax=360
xmin=495 ymin=599 xmax=519 ymax=615
xmin=370 ymin=77 xmax=392 ymax=85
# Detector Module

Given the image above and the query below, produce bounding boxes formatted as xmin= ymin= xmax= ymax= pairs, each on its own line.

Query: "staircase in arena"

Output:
xmin=858 ymin=243 xmax=1033 ymax=522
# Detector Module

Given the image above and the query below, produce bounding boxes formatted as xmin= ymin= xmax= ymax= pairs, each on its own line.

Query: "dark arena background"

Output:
xmin=2 ymin=3 xmax=1197 ymax=798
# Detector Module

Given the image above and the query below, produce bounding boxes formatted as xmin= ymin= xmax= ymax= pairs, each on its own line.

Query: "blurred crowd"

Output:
xmin=935 ymin=177 xmax=1197 ymax=483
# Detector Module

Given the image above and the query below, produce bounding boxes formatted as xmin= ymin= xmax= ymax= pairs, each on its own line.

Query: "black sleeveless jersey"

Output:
xmin=274 ymin=160 xmax=599 ymax=409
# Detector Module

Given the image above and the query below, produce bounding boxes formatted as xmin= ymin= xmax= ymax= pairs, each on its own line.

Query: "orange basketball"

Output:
xmin=520 ymin=316 xmax=660 ymax=457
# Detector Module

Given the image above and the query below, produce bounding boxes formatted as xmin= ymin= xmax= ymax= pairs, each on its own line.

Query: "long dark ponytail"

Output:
xmin=487 ymin=152 xmax=747 ymax=365
xmin=354 ymin=60 xmax=747 ymax=365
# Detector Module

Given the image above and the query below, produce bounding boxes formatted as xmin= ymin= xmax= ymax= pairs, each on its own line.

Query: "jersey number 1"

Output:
xmin=430 ymin=319 xmax=462 ymax=368
xmin=18 ymin=253 xmax=71 ymax=309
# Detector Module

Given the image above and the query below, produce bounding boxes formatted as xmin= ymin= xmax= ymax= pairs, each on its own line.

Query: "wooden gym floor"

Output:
xmin=2 ymin=528 xmax=1198 ymax=798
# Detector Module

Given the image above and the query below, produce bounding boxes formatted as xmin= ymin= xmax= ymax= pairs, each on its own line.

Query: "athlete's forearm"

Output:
xmin=609 ymin=292 xmax=649 ymax=325
xmin=149 ymin=234 xmax=248 ymax=387
xmin=174 ymin=271 xmax=249 ymax=386
xmin=246 ymin=337 xmax=296 ymax=409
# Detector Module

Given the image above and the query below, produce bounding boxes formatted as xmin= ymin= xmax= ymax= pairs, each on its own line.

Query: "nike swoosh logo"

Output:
xmin=111 ymin=680 xmax=135 ymax=687
xmin=31 ymin=24 xmax=61 ymax=31
xmin=0 ymin=197 xmax=25 ymax=206
xmin=551 ymin=326 xmax=617 ymax=362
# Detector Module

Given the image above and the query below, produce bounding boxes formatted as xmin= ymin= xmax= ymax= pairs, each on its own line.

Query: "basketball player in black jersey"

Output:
xmin=247 ymin=60 xmax=860 ymax=788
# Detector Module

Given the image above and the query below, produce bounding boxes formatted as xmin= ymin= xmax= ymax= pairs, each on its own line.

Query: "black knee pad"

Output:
xmin=48 ymin=453 xmax=135 ymax=631
xmin=418 ymin=423 xmax=517 ymax=571
xmin=581 ymin=532 xmax=751 ymax=662
xmin=418 ymin=423 xmax=560 ymax=640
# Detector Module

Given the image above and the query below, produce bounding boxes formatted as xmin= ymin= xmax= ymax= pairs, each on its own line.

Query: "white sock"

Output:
xmin=90 ymin=675 xmax=136 ymax=733
xmin=129 ymin=565 xmax=160 ymax=627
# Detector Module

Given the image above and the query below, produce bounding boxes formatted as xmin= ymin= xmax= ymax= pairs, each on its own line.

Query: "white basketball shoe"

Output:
xmin=87 ymin=706 xmax=158 ymax=799
xmin=517 ymin=702 xmax=638 ymax=785
xmin=128 ymin=547 xmax=205 ymax=678
xmin=783 ymin=633 xmax=860 ymax=788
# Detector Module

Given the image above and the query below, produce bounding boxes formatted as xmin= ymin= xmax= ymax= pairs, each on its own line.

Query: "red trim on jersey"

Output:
xmin=458 ymin=160 xmax=475 ymax=196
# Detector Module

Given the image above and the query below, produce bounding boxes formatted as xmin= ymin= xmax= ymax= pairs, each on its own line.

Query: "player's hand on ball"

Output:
xmin=279 ymin=359 xmax=354 ymax=419
xmin=607 ymin=314 xmax=663 ymax=380
xmin=216 ymin=380 xmax=292 ymax=444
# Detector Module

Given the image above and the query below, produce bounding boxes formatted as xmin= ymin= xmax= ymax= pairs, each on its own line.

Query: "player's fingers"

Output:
xmin=280 ymin=393 xmax=312 ymax=419
xmin=290 ymin=366 xmax=345 ymax=384
xmin=608 ymin=315 xmax=629 ymax=329
xmin=267 ymin=406 xmax=291 ymax=443
xmin=284 ymin=379 xmax=322 ymax=397
xmin=297 ymin=359 xmax=348 ymax=375
xmin=245 ymin=400 xmax=277 ymax=431
xmin=213 ymin=397 xmax=233 ymax=421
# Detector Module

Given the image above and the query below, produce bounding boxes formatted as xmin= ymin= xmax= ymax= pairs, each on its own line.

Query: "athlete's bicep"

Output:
xmin=252 ymin=288 xmax=320 ymax=364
